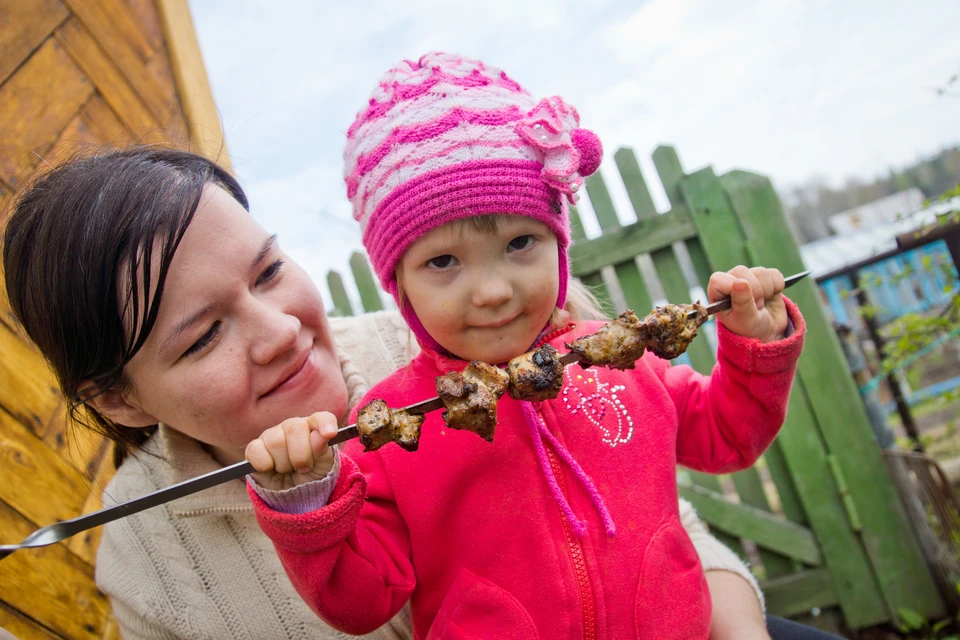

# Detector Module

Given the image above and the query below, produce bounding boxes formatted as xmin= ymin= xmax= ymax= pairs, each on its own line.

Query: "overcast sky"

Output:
xmin=190 ymin=0 xmax=960 ymax=308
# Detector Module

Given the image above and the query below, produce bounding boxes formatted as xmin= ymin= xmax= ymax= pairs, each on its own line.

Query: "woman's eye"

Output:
xmin=426 ymin=255 xmax=457 ymax=269
xmin=257 ymin=259 xmax=284 ymax=286
xmin=508 ymin=235 xmax=535 ymax=251
xmin=183 ymin=321 xmax=221 ymax=357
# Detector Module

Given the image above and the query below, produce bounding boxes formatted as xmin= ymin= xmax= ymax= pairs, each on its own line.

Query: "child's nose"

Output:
xmin=470 ymin=272 xmax=513 ymax=308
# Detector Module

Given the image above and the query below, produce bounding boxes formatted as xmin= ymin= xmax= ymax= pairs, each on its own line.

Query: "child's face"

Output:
xmin=398 ymin=216 xmax=560 ymax=364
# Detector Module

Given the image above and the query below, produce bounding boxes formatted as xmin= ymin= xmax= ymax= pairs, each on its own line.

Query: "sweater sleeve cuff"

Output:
xmin=694 ymin=534 xmax=765 ymax=613
xmin=716 ymin=295 xmax=806 ymax=374
xmin=247 ymin=452 xmax=367 ymax=553
xmin=246 ymin=447 xmax=341 ymax=514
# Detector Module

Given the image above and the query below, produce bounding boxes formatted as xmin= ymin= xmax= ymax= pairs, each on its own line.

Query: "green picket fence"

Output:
xmin=325 ymin=145 xmax=945 ymax=631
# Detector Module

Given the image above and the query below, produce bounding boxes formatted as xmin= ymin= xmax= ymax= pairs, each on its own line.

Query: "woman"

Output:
xmin=2 ymin=146 xmax=828 ymax=639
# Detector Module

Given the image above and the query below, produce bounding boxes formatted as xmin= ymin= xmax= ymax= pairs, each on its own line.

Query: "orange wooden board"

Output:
xmin=80 ymin=95 xmax=133 ymax=145
xmin=42 ymin=103 xmax=103 ymax=166
xmin=0 ymin=37 xmax=93 ymax=187
xmin=68 ymin=451 xmax=117 ymax=565
xmin=63 ymin=0 xmax=174 ymax=124
xmin=0 ymin=407 xmax=92 ymax=527
xmin=147 ymin=50 xmax=189 ymax=142
xmin=0 ymin=500 xmax=109 ymax=640
xmin=0 ymin=184 xmax=15 ymax=333
xmin=42 ymin=404 xmax=111 ymax=483
xmin=0 ymin=601 xmax=60 ymax=640
xmin=0 ymin=323 xmax=63 ymax=435
xmin=101 ymin=616 xmax=121 ymax=640
xmin=56 ymin=18 xmax=157 ymax=137
xmin=0 ymin=0 xmax=69 ymax=86
xmin=94 ymin=0 xmax=156 ymax=62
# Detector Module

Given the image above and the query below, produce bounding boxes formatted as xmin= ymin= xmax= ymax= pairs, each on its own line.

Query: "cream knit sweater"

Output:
xmin=96 ymin=310 xmax=759 ymax=639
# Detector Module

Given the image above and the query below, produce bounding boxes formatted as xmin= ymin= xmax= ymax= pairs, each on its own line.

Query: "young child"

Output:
xmin=246 ymin=52 xmax=806 ymax=639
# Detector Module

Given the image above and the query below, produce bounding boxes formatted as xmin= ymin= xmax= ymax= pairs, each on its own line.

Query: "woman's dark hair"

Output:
xmin=3 ymin=146 xmax=247 ymax=467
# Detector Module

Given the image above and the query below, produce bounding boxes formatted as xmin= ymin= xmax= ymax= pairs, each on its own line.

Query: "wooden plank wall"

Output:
xmin=0 ymin=0 xmax=223 ymax=636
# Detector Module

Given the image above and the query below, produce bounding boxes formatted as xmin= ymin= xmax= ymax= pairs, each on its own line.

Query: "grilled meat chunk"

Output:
xmin=644 ymin=303 xmax=708 ymax=360
xmin=507 ymin=344 xmax=564 ymax=401
xmin=566 ymin=310 xmax=647 ymax=370
xmin=391 ymin=409 xmax=425 ymax=452
xmin=436 ymin=361 xmax=509 ymax=442
xmin=356 ymin=399 xmax=394 ymax=452
xmin=356 ymin=398 xmax=425 ymax=452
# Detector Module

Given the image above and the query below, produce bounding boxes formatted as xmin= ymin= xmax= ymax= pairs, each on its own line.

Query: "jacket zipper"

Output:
xmin=535 ymin=324 xmax=596 ymax=639
xmin=543 ymin=413 xmax=597 ymax=640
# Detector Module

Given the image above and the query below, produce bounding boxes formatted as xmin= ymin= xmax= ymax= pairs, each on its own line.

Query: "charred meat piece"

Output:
xmin=391 ymin=409 xmax=425 ymax=452
xmin=464 ymin=360 xmax=510 ymax=398
xmin=507 ymin=344 xmax=564 ymax=401
xmin=356 ymin=399 xmax=394 ymax=452
xmin=643 ymin=303 xmax=708 ymax=360
xmin=355 ymin=399 xmax=425 ymax=452
xmin=566 ymin=310 xmax=648 ymax=370
xmin=435 ymin=361 xmax=509 ymax=442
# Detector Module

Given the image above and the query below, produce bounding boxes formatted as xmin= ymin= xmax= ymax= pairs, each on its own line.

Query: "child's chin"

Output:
xmin=453 ymin=326 xmax=543 ymax=364
xmin=464 ymin=343 xmax=528 ymax=366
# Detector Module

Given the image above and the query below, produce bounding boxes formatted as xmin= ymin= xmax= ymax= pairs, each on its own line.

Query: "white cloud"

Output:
xmin=582 ymin=0 xmax=960 ymax=208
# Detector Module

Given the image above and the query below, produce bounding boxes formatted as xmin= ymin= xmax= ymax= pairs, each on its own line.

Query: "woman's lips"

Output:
xmin=261 ymin=348 xmax=318 ymax=400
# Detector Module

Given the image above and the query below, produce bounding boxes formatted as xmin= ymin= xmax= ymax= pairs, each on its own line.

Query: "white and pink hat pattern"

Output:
xmin=343 ymin=52 xmax=603 ymax=349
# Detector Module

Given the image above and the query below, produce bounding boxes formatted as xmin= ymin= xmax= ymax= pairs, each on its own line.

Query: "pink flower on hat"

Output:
xmin=516 ymin=97 xmax=604 ymax=204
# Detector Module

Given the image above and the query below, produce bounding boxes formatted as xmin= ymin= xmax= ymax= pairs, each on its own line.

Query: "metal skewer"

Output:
xmin=0 ymin=270 xmax=811 ymax=559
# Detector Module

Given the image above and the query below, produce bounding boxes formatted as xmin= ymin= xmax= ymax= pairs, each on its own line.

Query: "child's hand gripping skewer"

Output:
xmin=707 ymin=266 xmax=791 ymax=344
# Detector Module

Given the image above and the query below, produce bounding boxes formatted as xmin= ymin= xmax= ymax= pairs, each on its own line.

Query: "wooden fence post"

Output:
xmin=677 ymin=160 xmax=893 ymax=626
xmin=567 ymin=203 xmax=617 ymax=318
xmin=718 ymin=168 xmax=945 ymax=620
xmin=326 ymin=271 xmax=354 ymax=318
xmin=349 ymin=251 xmax=384 ymax=313
xmin=643 ymin=146 xmax=797 ymax=577
xmin=584 ymin=171 xmax=647 ymax=317
xmin=616 ymin=147 xmax=714 ymax=376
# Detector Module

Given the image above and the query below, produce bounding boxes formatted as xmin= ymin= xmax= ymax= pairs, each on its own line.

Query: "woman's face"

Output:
xmin=115 ymin=184 xmax=347 ymax=464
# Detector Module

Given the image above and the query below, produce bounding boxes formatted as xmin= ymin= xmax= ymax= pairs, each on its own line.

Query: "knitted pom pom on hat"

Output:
xmin=343 ymin=52 xmax=602 ymax=351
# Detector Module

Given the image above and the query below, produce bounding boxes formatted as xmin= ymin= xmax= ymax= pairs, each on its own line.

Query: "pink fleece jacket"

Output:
xmin=250 ymin=299 xmax=805 ymax=640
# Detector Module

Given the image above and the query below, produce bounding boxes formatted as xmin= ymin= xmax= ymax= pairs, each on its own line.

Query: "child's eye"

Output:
xmin=507 ymin=235 xmax=535 ymax=252
xmin=256 ymin=260 xmax=284 ymax=286
xmin=426 ymin=255 xmax=457 ymax=269
xmin=183 ymin=321 xmax=221 ymax=357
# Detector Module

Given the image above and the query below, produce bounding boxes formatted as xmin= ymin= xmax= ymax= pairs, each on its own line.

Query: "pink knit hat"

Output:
xmin=344 ymin=52 xmax=602 ymax=351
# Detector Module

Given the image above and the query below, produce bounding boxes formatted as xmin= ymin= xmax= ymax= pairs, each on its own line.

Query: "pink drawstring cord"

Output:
xmin=520 ymin=402 xmax=616 ymax=538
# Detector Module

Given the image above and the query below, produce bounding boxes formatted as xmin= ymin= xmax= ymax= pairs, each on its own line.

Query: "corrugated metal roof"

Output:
xmin=799 ymin=197 xmax=960 ymax=279
xmin=826 ymin=188 xmax=925 ymax=234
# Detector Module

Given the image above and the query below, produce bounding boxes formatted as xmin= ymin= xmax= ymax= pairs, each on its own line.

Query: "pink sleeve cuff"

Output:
xmin=716 ymin=296 xmax=806 ymax=374
xmin=247 ymin=452 xmax=366 ymax=553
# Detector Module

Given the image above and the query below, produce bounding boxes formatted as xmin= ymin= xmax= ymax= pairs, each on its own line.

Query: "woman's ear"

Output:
xmin=82 ymin=383 xmax=159 ymax=428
